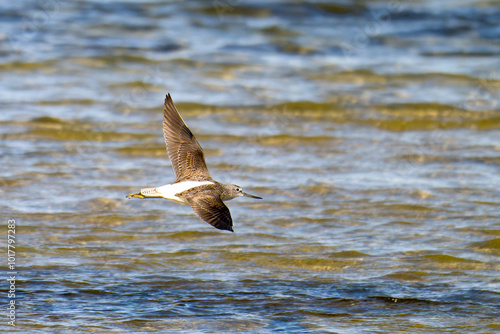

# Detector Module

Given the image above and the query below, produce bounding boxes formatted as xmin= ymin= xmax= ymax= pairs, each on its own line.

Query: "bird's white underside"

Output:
xmin=156 ymin=181 xmax=214 ymax=205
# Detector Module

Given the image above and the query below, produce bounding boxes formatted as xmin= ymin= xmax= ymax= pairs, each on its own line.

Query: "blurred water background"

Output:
xmin=1 ymin=0 xmax=499 ymax=333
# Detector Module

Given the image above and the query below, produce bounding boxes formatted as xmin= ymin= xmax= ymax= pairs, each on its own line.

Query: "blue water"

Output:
xmin=1 ymin=0 xmax=499 ymax=333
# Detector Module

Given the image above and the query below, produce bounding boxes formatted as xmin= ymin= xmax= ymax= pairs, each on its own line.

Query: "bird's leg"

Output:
xmin=126 ymin=192 xmax=146 ymax=199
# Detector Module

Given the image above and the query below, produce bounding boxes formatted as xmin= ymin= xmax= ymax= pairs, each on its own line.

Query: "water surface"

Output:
xmin=1 ymin=0 xmax=499 ymax=333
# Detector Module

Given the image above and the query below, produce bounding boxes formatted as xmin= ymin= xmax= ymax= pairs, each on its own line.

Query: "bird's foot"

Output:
xmin=126 ymin=192 xmax=145 ymax=199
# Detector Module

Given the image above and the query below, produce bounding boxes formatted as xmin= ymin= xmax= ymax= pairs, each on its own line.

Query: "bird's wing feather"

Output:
xmin=163 ymin=93 xmax=212 ymax=182
xmin=184 ymin=190 xmax=233 ymax=232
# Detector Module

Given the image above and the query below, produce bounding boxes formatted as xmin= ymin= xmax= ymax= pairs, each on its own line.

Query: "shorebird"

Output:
xmin=126 ymin=93 xmax=262 ymax=232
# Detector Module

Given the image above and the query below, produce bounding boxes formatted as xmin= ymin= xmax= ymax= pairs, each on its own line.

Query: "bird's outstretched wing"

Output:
xmin=163 ymin=93 xmax=212 ymax=182
xmin=186 ymin=191 xmax=233 ymax=232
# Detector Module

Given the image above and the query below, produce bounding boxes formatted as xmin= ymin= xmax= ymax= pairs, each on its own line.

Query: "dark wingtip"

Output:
xmin=218 ymin=225 xmax=234 ymax=232
xmin=165 ymin=92 xmax=172 ymax=104
xmin=217 ymin=224 xmax=234 ymax=232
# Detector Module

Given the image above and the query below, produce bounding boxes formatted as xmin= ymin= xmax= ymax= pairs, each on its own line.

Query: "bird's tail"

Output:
xmin=126 ymin=187 xmax=162 ymax=199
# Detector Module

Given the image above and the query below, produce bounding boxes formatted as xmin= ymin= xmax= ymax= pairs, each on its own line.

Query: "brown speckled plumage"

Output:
xmin=163 ymin=94 xmax=213 ymax=183
xmin=127 ymin=93 xmax=262 ymax=232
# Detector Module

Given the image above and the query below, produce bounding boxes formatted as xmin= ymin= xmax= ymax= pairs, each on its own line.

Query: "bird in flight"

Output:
xmin=127 ymin=93 xmax=262 ymax=232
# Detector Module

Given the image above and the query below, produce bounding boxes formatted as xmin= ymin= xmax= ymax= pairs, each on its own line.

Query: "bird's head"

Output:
xmin=223 ymin=184 xmax=262 ymax=201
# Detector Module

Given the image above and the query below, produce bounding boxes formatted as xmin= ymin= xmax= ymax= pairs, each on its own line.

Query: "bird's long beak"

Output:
xmin=243 ymin=192 xmax=262 ymax=199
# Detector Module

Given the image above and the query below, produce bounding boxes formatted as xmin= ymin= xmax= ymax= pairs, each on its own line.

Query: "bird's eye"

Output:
xmin=237 ymin=188 xmax=241 ymax=192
